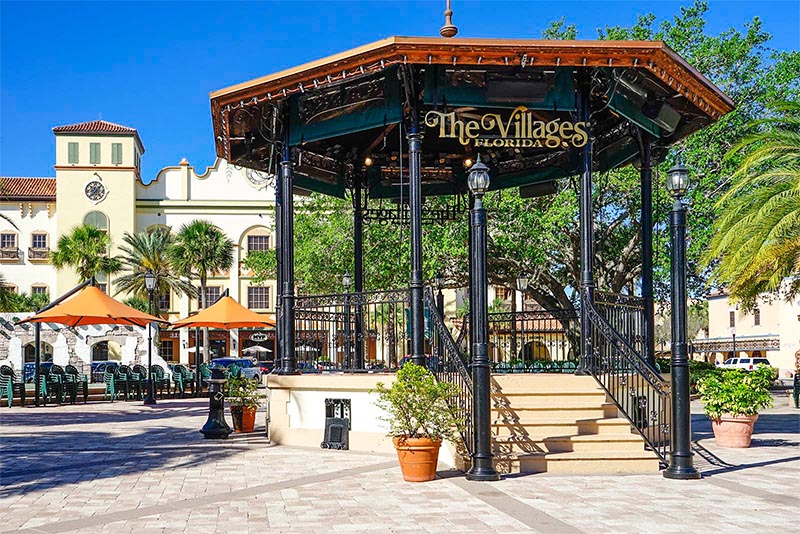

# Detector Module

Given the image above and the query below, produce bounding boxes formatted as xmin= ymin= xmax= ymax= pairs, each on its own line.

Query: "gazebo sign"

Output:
xmin=424 ymin=106 xmax=589 ymax=148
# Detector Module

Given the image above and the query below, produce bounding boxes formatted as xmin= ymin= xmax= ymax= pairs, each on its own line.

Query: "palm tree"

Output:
xmin=0 ymin=273 xmax=15 ymax=311
xmin=704 ymin=100 xmax=800 ymax=309
xmin=114 ymin=227 xmax=197 ymax=314
xmin=50 ymin=224 xmax=121 ymax=283
xmin=168 ymin=220 xmax=234 ymax=362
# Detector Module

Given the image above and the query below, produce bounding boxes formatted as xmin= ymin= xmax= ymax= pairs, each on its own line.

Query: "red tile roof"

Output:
xmin=0 ymin=177 xmax=56 ymax=201
xmin=52 ymin=120 xmax=144 ymax=151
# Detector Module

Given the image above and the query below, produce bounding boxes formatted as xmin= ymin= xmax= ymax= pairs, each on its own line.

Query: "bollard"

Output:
xmin=200 ymin=367 xmax=232 ymax=439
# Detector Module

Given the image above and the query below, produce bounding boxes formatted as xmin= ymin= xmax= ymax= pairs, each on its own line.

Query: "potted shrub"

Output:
xmin=226 ymin=375 xmax=260 ymax=433
xmin=373 ymin=362 xmax=460 ymax=482
xmin=697 ymin=366 xmax=774 ymax=448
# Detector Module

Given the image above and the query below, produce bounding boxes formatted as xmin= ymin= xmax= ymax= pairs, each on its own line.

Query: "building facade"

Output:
xmin=1 ymin=120 xmax=278 ymax=370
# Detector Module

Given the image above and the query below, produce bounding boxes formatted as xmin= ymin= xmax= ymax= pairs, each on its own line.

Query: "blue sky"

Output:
xmin=1 ymin=1 xmax=798 ymax=183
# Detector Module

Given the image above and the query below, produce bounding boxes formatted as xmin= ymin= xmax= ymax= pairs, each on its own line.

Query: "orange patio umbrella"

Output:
xmin=171 ymin=296 xmax=275 ymax=329
xmin=17 ymin=285 xmax=168 ymax=327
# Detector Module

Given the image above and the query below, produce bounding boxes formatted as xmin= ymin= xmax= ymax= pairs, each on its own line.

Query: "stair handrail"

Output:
xmin=583 ymin=288 xmax=671 ymax=465
xmin=424 ymin=287 xmax=473 ymax=454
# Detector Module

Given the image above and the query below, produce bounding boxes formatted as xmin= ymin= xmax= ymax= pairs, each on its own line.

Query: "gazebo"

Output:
xmin=208 ymin=34 xmax=732 ymax=479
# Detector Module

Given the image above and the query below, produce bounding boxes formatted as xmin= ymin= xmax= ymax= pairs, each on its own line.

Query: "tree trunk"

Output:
xmin=200 ymin=275 xmax=210 ymax=366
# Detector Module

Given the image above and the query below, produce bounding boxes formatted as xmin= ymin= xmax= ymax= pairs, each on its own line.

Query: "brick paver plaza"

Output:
xmin=1 ymin=396 xmax=797 ymax=533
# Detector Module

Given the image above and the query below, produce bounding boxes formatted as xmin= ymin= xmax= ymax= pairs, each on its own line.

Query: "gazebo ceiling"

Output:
xmin=210 ymin=36 xmax=733 ymax=199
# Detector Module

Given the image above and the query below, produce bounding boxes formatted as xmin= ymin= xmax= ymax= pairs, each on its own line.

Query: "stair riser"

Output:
xmin=493 ymin=406 xmax=619 ymax=420
xmin=493 ymin=394 xmax=608 ymax=409
xmin=493 ymin=439 xmax=645 ymax=455
xmin=519 ymin=457 xmax=661 ymax=474
xmin=492 ymin=423 xmax=633 ymax=438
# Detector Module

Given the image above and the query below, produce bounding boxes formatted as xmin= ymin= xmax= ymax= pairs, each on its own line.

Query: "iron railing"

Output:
xmin=424 ymin=287 xmax=473 ymax=454
xmin=0 ymin=247 xmax=21 ymax=260
xmin=594 ymin=290 xmax=647 ymax=358
xmin=293 ymin=289 xmax=410 ymax=371
xmin=28 ymin=247 xmax=50 ymax=260
xmin=584 ymin=288 xmax=671 ymax=465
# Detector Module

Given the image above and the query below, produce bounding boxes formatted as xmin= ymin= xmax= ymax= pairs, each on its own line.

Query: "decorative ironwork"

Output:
xmin=363 ymin=195 xmax=468 ymax=224
xmin=299 ymin=77 xmax=385 ymax=124
xmin=424 ymin=287 xmax=473 ymax=455
xmin=595 ymin=290 xmax=647 ymax=359
xmin=0 ymin=248 xmax=21 ymax=260
xmin=583 ymin=287 xmax=671 ymax=465
xmin=27 ymin=247 xmax=50 ymax=260
xmin=691 ymin=337 xmax=780 ymax=353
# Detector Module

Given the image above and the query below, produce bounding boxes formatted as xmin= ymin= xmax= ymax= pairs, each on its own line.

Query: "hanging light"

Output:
xmin=463 ymin=157 xmax=473 ymax=168
xmin=342 ymin=272 xmax=352 ymax=290
xmin=144 ymin=269 xmax=156 ymax=292
xmin=364 ymin=156 xmax=374 ymax=167
xmin=435 ymin=272 xmax=444 ymax=290
xmin=467 ymin=155 xmax=490 ymax=195
xmin=665 ymin=160 xmax=690 ymax=198
xmin=516 ymin=272 xmax=529 ymax=292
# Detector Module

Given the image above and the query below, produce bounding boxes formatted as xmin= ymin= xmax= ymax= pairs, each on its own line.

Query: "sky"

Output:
xmin=1 ymin=1 xmax=798 ymax=183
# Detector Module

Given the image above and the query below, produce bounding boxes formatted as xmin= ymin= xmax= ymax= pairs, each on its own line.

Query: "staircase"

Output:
xmin=490 ymin=374 xmax=661 ymax=474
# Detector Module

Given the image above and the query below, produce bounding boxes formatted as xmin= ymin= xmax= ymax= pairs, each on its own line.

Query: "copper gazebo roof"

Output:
xmin=210 ymin=36 xmax=733 ymax=198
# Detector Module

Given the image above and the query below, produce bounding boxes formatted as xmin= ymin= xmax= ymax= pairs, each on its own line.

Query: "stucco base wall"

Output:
xmin=265 ymin=374 xmax=460 ymax=467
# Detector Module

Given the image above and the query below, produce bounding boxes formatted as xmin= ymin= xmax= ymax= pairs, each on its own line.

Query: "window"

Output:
xmin=729 ymin=310 xmax=735 ymax=328
xmin=1 ymin=233 xmax=16 ymax=249
xmin=753 ymin=308 xmax=760 ymax=326
xmin=158 ymin=291 xmax=171 ymax=311
xmin=31 ymin=285 xmax=48 ymax=296
xmin=83 ymin=211 xmax=108 ymax=232
xmin=90 ymin=143 xmax=101 ymax=164
xmin=197 ymin=286 xmax=221 ymax=307
xmin=68 ymin=142 xmax=79 ymax=164
xmin=134 ymin=150 xmax=141 ymax=171
xmin=31 ymin=233 xmax=48 ymax=249
xmin=112 ymin=143 xmax=123 ymax=165
xmin=248 ymin=286 xmax=270 ymax=309
xmin=95 ymin=272 xmax=108 ymax=294
xmin=160 ymin=340 xmax=174 ymax=361
xmin=247 ymin=235 xmax=270 ymax=253
xmin=495 ymin=286 xmax=510 ymax=300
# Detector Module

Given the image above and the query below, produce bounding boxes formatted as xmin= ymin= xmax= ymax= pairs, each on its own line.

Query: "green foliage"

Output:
xmin=0 ymin=290 xmax=49 ymax=313
xmin=373 ymin=363 xmax=460 ymax=441
xmin=115 ymin=227 xmax=197 ymax=304
xmin=50 ymin=224 xmax=121 ymax=282
xmin=242 ymin=249 xmax=277 ymax=284
xmin=225 ymin=375 xmax=260 ymax=409
xmin=697 ymin=366 xmax=774 ymax=419
xmin=703 ymin=100 xmax=800 ymax=310
xmin=122 ymin=296 xmax=150 ymax=313
xmin=168 ymin=220 xmax=234 ymax=297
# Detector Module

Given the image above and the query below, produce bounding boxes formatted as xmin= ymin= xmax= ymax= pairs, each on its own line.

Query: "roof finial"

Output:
xmin=440 ymin=0 xmax=458 ymax=38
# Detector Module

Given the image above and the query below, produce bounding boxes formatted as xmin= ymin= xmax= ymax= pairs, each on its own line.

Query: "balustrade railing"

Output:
xmin=293 ymin=289 xmax=410 ymax=371
xmin=424 ymin=287 xmax=473 ymax=454
xmin=594 ymin=290 xmax=647 ymax=359
xmin=584 ymin=289 xmax=671 ymax=465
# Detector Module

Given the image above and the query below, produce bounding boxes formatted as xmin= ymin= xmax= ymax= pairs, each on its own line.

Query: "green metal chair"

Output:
xmin=528 ymin=361 xmax=545 ymax=373
xmin=132 ymin=364 xmax=148 ymax=400
xmin=198 ymin=363 xmax=211 ymax=390
xmin=561 ymin=360 xmax=578 ymax=374
xmin=227 ymin=363 xmax=242 ymax=378
xmin=495 ymin=362 xmax=511 ymax=374
xmin=50 ymin=365 xmax=76 ymax=404
xmin=150 ymin=365 xmax=171 ymax=398
xmin=65 ymin=365 xmax=89 ymax=403
xmin=171 ymin=365 xmax=195 ymax=398
xmin=116 ymin=365 xmax=135 ymax=400
xmin=39 ymin=365 xmax=63 ymax=405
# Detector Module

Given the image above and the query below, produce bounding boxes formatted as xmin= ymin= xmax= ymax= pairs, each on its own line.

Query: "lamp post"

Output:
xmin=730 ymin=326 xmax=737 ymax=358
xmin=343 ymin=272 xmax=352 ymax=370
xmin=143 ymin=269 xmax=157 ymax=406
xmin=466 ymin=155 xmax=500 ymax=482
xmin=663 ymin=160 xmax=700 ymax=480
xmin=515 ymin=273 xmax=529 ymax=362
xmin=435 ymin=273 xmax=445 ymax=365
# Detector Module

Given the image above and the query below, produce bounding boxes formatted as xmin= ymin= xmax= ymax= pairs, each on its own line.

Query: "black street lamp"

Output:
xmin=514 ymin=273 xmax=529 ymax=361
xmin=435 ymin=272 xmax=445 ymax=317
xmin=343 ymin=272 xmax=352 ymax=370
xmin=143 ymin=269 xmax=157 ymax=406
xmin=663 ymin=160 xmax=700 ymax=480
xmin=730 ymin=326 xmax=737 ymax=358
xmin=466 ymin=155 xmax=500 ymax=482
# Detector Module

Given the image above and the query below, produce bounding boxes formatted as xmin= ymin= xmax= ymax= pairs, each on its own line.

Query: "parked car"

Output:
xmin=208 ymin=358 xmax=262 ymax=382
xmin=316 ymin=360 xmax=338 ymax=372
xmin=23 ymin=361 xmax=53 ymax=383
xmin=716 ymin=357 xmax=772 ymax=371
xmin=91 ymin=361 xmax=119 ymax=383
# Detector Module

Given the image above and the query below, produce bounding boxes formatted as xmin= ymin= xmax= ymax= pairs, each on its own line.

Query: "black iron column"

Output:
xmin=408 ymin=126 xmax=425 ymax=367
xmin=278 ymin=155 xmax=298 ymax=375
xmin=34 ymin=321 xmax=41 ymax=406
xmin=639 ymin=133 xmax=656 ymax=367
xmin=275 ymin=166 xmax=283 ymax=372
xmin=664 ymin=162 xmax=700 ymax=479
xmin=353 ymin=178 xmax=365 ymax=370
xmin=576 ymin=71 xmax=595 ymax=376
xmin=466 ymin=157 xmax=500 ymax=482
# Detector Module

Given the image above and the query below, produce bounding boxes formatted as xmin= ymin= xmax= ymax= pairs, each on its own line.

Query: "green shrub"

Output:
xmin=225 ymin=376 xmax=260 ymax=409
xmin=697 ymin=366 xmax=774 ymax=420
xmin=373 ymin=363 xmax=460 ymax=441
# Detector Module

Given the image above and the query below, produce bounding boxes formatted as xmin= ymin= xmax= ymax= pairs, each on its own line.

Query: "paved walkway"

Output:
xmin=1 ymin=394 xmax=797 ymax=534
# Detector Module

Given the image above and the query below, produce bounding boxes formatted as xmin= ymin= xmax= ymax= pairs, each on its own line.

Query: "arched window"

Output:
xmin=83 ymin=211 xmax=109 ymax=232
xmin=24 ymin=342 xmax=53 ymax=363
xmin=91 ymin=340 xmax=122 ymax=362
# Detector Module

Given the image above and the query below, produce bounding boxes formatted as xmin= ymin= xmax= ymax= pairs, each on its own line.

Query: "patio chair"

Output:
xmin=65 ymin=365 xmax=89 ymax=403
xmin=103 ymin=369 xmax=118 ymax=401
xmin=132 ymin=364 xmax=148 ymax=399
xmin=227 ymin=363 xmax=242 ymax=379
xmin=198 ymin=363 xmax=211 ymax=390
xmin=171 ymin=365 xmax=195 ymax=398
xmin=494 ymin=362 xmax=511 ymax=374
xmin=39 ymin=365 xmax=64 ymax=405
xmin=0 ymin=365 xmax=25 ymax=408
xmin=116 ymin=365 xmax=135 ymax=400
xmin=50 ymin=365 xmax=76 ymax=404
xmin=527 ymin=361 xmax=545 ymax=373
xmin=150 ymin=365 xmax=171 ymax=398
xmin=561 ymin=360 xmax=578 ymax=374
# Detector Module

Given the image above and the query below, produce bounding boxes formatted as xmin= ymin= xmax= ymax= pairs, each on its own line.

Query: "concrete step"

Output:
xmin=491 ymin=374 xmax=603 ymax=394
xmin=493 ymin=403 xmax=620 ymax=421
xmin=492 ymin=450 xmax=661 ymax=475
xmin=491 ymin=417 xmax=634 ymax=438
xmin=492 ymin=393 xmax=610 ymax=409
xmin=492 ymin=432 xmax=645 ymax=454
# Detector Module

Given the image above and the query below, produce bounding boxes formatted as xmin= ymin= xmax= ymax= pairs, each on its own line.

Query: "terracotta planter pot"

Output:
xmin=230 ymin=406 xmax=257 ymax=433
xmin=711 ymin=414 xmax=758 ymax=448
xmin=392 ymin=436 xmax=442 ymax=482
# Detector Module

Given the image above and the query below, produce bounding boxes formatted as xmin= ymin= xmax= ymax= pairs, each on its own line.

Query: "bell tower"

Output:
xmin=52 ymin=120 xmax=145 ymax=294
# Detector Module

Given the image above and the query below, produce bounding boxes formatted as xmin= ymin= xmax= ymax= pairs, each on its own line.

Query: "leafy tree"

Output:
xmin=115 ymin=227 xmax=197 ymax=313
xmin=122 ymin=296 xmax=150 ymax=314
xmin=50 ymin=224 xmax=121 ymax=282
xmin=703 ymin=101 xmax=800 ymax=309
xmin=168 ymin=220 xmax=234 ymax=362
xmin=0 ymin=289 xmax=49 ymax=313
